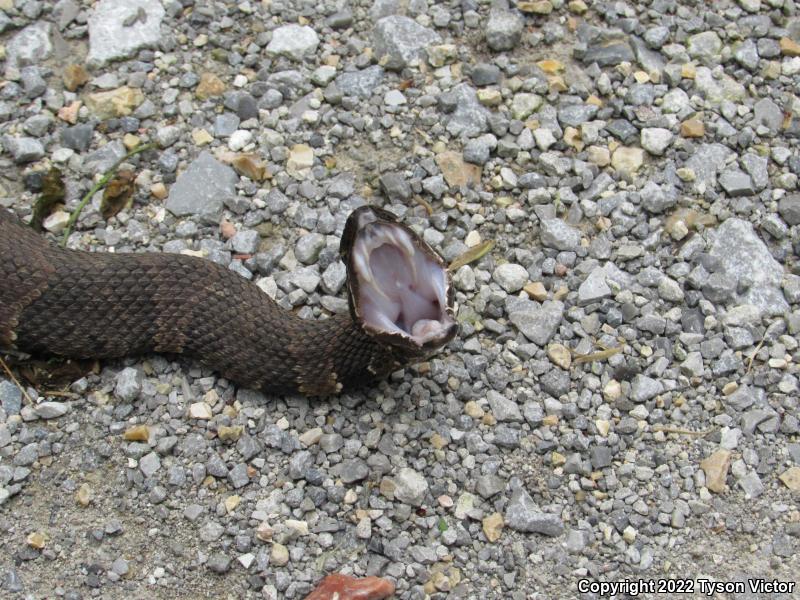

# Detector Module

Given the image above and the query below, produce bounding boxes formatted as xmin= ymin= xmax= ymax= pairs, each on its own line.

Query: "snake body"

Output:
xmin=0 ymin=206 xmax=456 ymax=396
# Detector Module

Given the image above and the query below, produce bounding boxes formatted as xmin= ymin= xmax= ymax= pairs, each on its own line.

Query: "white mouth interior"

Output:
xmin=353 ymin=223 xmax=453 ymax=345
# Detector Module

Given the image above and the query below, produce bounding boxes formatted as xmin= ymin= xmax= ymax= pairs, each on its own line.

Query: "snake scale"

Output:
xmin=0 ymin=206 xmax=457 ymax=396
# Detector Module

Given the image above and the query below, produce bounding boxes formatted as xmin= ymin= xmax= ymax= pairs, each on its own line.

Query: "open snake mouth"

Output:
xmin=342 ymin=206 xmax=457 ymax=350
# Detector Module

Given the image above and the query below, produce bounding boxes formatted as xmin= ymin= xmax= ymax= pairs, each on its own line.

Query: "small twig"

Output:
xmin=652 ymin=425 xmax=713 ymax=436
xmin=42 ymin=390 xmax=79 ymax=399
xmin=745 ymin=321 xmax=778 ymax=375
xmin=572 ymin=345 xmax=624 ymax=365
xmin=61 ymin=143 xmax=154 ymax=247
xmin=0 ymin=355 xmax=34 ymax=406
xmin=448 ymin=240 xmax=494 ymax=271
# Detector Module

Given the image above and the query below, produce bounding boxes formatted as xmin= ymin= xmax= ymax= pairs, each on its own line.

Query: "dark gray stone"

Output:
xmin=379 ymin=172 xmax=412 ymax=201
xmin=61 ymin=124 xmax=95 ymax=152
xmin=583 ymin=42 xmax=634 ymax=66
xmin=471 ymin=63 xmax=501 ymax=86
xmin=206 ymin=552 xmax=231 ymax=574
xmin=719 ymin=170 xmax=755 ymax=197
xmin=778 ymin=193 xmax=800 ymax=225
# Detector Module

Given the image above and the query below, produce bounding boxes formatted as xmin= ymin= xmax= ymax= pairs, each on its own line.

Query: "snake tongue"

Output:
xmin=341 ymin=206 xmax=457 ymax=352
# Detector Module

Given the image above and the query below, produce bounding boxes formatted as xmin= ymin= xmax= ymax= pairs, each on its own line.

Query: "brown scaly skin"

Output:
xmin=0 ymin=207 xmax=454 ymax=396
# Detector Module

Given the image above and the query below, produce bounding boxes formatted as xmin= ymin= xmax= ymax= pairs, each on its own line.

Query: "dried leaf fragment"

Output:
xmin=449 ymin=240 xmax=494 ymax=271
xmin=572 ymin=345 xmax=624 ymax=365
xmin=101 ymin=170 xmax=136 ymax=220
xmin=304 ymin=573 xmax=396 ymax=600
xmin=30 ymin=168 xmax=66 ymax=231
xmin=231 ymin=154 xmax=268 ymax=181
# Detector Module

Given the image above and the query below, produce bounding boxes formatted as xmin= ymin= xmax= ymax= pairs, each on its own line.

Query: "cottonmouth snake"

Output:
xmin=0 ymin=206 xmax=457 ymax=396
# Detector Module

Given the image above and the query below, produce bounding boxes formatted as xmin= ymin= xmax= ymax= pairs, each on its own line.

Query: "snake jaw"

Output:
xmin=341 ymin=206 xmax=457 ymax=355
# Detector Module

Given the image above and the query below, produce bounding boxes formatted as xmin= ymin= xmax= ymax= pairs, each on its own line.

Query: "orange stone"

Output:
xmin=680 ymin=119 xmax=705 ymax=138
xmin=220 ymin=219 xmax=236 ymax=239
xmin=63 ymin=64 xmax=89 ymax=92
xmin=780 ymin=37 xmax=800 ymax=57
xmin=58 ymin=101 xmax=81 ymax=124
xmin=536 ymin=59 xmax=564 ymax=74
xmin=304 ymin=574 xmax=396 ymax=600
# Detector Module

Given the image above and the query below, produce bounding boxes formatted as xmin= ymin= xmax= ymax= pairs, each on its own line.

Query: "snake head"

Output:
xmin=341 ymin=205 xmax=458 ymax=357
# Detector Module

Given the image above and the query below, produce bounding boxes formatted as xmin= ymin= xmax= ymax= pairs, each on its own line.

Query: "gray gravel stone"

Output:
xmin=492 ymin=263 xmax=528 ymax=293
xmin=719 ymin=170 xmax=755 ymax=197
xmin=5 ymin=22 xmax=53 ymax=75
xmin=505 ymin=489 xmax=564 ymax=536
xmin=139 ymin=452 xmax=161 ymax=478
xmin=88 ymin=0 xmax=165 ymax=66
xmin=752 ymin=98 xmax=783 ymax=135
xmin=631 ymin=375 xmax=664 ymax=403
xmin=0 ymin=380 xmax=22 ymax=415
xmin=778 ymin=193 xmax=800 ymax=225
xmin=487 ymin=390 xmax=523 ymax=422
xmin=338 ymin=459 xmax=369 ymax=483
xmin=687 ymin=31 xmax=722 ymax=61
xmin=471 ymin=63 xmax=501 ymax=86
xmin=508 ymin=300 xmax=564 ymax=346
xmin=373 ymin=16 xmax=440 ymax=70
xmin=231 ymin=230 xmax=260 ymax=255
xmin=115 ymin=367 xmax=142 ymax=402
xmin=207 ymin=552 xmax=230 ymax=574
xmin=738 ymin=471 xmax=764 ymax=498
xmin=640 ymin=128 xmax=673 ymax=156
xmin=33 ymin=402 xmax=69 ymax=419
xmin=288 ymin=450 xmax=313 ymax=480
xmin=334 ymin=66 xmax=384 ymax=98
xmin=228 ymin=464 xmax=249 ymax=489
xmin=61 ymin=124 xmax=95 ymax=152
xmin=2 ymin=136 xmax=44 ymax=163
xmin=393 ymin=467 xmax=428 ymax=506
xmin=578 ymin=266 xmax=612 ymax=305
xmin=583 ymin=42 xmax=634 ymax=66
xmin=379 ymin=172 xmax=411 ymax=201
xmin=475 ymin=474 xmax=505 ymax=499
xmin=539 ymin=219 xmax=581 ymax=251
xmin=485 ymin=9 xmax=523 ymax=52
xmin=165 ymin=152 xmax=238 ymax=224
xmin=707 ymin=218 xmax=788 ymax=316
xmin=444 ymin=83 xmax=489 ymax=137
xmin=685 ymin=143 xmax=734 ymax=193
xmin=268 ymin=24 xmax=319 ymax=60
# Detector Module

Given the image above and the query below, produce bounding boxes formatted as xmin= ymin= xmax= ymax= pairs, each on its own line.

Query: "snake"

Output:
xmin=0 ymin=206 xmax=457 ymax=396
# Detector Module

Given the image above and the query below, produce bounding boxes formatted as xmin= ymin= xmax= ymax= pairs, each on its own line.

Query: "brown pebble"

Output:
xmin=63 ymin=64 xmax=89 ymax=92
xmin=123 ymin=424 xmax=149 ymax=441
xmin=780 ymin=37 xmax=800 ymax=57
xmin=220 ymin=220 xmax=236 ymax=239
xmin=680 ymin=119 xmax=705 ymax=138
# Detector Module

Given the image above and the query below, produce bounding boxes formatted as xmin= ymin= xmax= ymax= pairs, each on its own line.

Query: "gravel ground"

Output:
xmin=1 ymin=0 xmax=800 ymax=598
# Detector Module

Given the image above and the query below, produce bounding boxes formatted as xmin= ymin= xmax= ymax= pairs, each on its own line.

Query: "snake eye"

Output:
xmin=346 ymin=208 xmax=456 ymax=350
